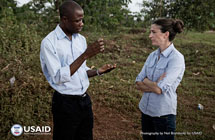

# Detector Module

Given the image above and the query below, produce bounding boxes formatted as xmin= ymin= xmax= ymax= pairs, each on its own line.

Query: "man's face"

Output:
xmin=64 ymin=9 xmax=84 ymax=34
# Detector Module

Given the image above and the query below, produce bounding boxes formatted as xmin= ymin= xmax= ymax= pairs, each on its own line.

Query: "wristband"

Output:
xmin=96 ymin=69 xmax=103 ymax=76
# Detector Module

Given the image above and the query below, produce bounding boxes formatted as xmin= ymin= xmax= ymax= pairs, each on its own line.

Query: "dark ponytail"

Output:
xmin=173 ymin=19 xmax=184 ymax=34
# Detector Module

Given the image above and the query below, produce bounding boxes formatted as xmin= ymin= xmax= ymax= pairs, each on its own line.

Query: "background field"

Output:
xmin=1 ymin=0 xmax=215 ymax=139
xmin=0 ymin=26 xmax=215 ymax=139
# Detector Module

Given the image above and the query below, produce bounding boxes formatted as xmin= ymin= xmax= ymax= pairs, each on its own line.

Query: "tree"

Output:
xmin=170 ymin=0 xmax=215 ymax=31
xmin=1 ymin=0 xmax=135 ymax=32
xmin=0 ymin=0 xmax=17 ymax=20
xmin=141 ymin=0 xmax=215 ymax=31
xmin=73 ymin=0 xmax=132 ymax=30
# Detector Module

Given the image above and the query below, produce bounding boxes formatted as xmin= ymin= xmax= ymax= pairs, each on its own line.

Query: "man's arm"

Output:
xmin=87 ymin=64 xmax=117 ymax=78
xmin=69 ymin=38 xmax=104 ymax=76
xmin=41 ymin=38 xmax=104 ymax=84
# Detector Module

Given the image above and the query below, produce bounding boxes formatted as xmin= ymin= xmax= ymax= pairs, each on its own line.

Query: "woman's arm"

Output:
xmin=142 ymin=78 xmax=162 ymax=94
xmin=136 ymin=81 xmax=151 ymax=93
xmin=136 ymin=73 xmax=166 ymax=94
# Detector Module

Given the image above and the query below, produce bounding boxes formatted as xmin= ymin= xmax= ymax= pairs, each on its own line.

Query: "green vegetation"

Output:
xmin=88 ymin=30 xmax=215 ymax=140
xmin=0 ymin=0 xmax=215 ymax=140
xmin=141 ymin=0 xmax=215 ymax=31
xmin=1 ymin=27 xmax=214 ymax=139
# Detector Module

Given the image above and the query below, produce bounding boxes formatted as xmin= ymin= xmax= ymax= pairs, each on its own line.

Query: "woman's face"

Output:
xmin=149 ymin=24 xmax=168 ymax=47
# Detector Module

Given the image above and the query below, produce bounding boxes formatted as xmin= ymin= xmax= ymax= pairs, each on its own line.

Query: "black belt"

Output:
xmin=54 ymin=91 xmax=87 ymax=100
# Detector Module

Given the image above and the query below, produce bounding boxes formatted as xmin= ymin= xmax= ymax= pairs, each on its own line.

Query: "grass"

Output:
xmin=176 ymin=31 xmax=215 ymax=46
xmin=86 ymin=30 xmax=215 ymax=140
xmin=0 ymin=27 xmax=215 ymax=140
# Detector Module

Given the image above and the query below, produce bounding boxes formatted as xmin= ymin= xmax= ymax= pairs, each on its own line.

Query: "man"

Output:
xmin=40 ymin=1 xmax=116 ymax=140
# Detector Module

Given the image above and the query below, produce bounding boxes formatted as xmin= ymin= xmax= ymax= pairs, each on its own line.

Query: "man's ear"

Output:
xmin=61 ymin=16 xmax=68 ymax=23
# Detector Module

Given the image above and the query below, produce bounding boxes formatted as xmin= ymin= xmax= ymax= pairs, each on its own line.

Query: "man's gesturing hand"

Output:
xmin=98 ymin=64 xmax=117 ymax=75
xmin=84 ymin=38 xmax=104 ymax=58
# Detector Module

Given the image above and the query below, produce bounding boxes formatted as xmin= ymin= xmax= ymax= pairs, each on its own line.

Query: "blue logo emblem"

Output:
xmin=11 ymin=124 xmax=23 ymax=136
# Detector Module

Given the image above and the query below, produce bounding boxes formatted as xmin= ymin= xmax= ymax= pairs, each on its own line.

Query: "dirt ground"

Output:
xmin=93 ymin=103 xmax=141 ymax=140
xmin=31 ymin=102 xmax=141 ymax=140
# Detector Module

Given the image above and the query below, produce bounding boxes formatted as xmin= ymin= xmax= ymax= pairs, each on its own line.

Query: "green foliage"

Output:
xmin=20 ymin=0 xmax=132 ymax=31
xmin=1 ymin=0 xmax=214 ymax=139
xmin=87 ymin=30 xmax=215 ymax=139
xmin=170 ymin=0 xmax=215 ymax=31
xmin=0 ymin=12 xmax=52 ymax=140
xmin=0 ymin=0 xmax=17 ymax=22
xmin=60 ymin=0 xmax=132 ymax=31
xmin=0 ymin=0 xmax=17 ymax=15
xmin=1 ymin=20 xmax=215 ymax=139
xmin=141 ymin=0 xmax=215 ymax=31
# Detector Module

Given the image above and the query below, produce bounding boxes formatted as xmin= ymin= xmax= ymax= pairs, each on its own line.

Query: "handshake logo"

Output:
xmin=11 ymin=124 xmax=51 ymax=136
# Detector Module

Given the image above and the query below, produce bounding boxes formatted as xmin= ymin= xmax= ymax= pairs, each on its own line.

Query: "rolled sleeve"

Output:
xmin=58 ymin=65 xmax=71 ymax=83
xmin=40 ymin=39 xmax=71 ymax=84
xmin=135 ymin=65 xmax=147 ymax=82
xmin=157 ymin=57 xmax=185 ymax=93
xmin=135 ymin=56 xmax=151 ymax=82
xmin=84 ymin=62 xmax=91 ymax=71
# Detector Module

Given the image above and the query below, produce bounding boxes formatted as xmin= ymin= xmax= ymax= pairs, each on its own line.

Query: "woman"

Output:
xmin=135 ymin=18 xmax=185 ymax=140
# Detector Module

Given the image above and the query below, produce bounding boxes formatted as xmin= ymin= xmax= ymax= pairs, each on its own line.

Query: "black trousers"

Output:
xmin=52 ymin=91 xmax=93 ymax=140
xmin=141 ymin=113 xmax=176 ymax=140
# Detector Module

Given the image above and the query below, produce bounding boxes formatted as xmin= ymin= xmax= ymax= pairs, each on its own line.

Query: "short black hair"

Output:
xmin=59 ymin=0 xmax=82 ymax=19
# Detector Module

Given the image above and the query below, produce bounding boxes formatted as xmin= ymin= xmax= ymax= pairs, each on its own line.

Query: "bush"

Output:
xmin=0 ymin=17 xmax=52 ymax=139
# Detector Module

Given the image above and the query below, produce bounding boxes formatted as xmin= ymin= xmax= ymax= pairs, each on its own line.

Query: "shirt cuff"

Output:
xmin=157 ymin=81 xmax=168 ymax=93
xmin=135 ymin=76 xmax=145 ymax=82
xmin=85 ymin=66 xmax=91 ymax=71
xmin=59 ymin=66 xmax=71 ymax=83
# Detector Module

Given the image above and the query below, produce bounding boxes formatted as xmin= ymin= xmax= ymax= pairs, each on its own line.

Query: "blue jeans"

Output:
xmin=141 ymin=113 xmax=176 ymax=140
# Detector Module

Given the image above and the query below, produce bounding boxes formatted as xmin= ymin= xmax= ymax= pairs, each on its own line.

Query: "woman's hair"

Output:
xmin=152 ymin=18 xmax=184 ymax=41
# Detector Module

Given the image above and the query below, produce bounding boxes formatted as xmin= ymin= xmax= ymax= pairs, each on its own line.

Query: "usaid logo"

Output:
xmin=11 ymin=124 xmax=23 ymax=136
xmin=11 ymin=124 xmax=51 ymax=136
xmin=24 ymin=126 xmax=51 ymax=134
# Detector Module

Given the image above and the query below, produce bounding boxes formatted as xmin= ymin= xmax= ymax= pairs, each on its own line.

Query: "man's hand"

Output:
xmin=84 ymin=38 xmax=104 ymax=59
xmin=98 ymin=64 xmax=117 ymax=75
